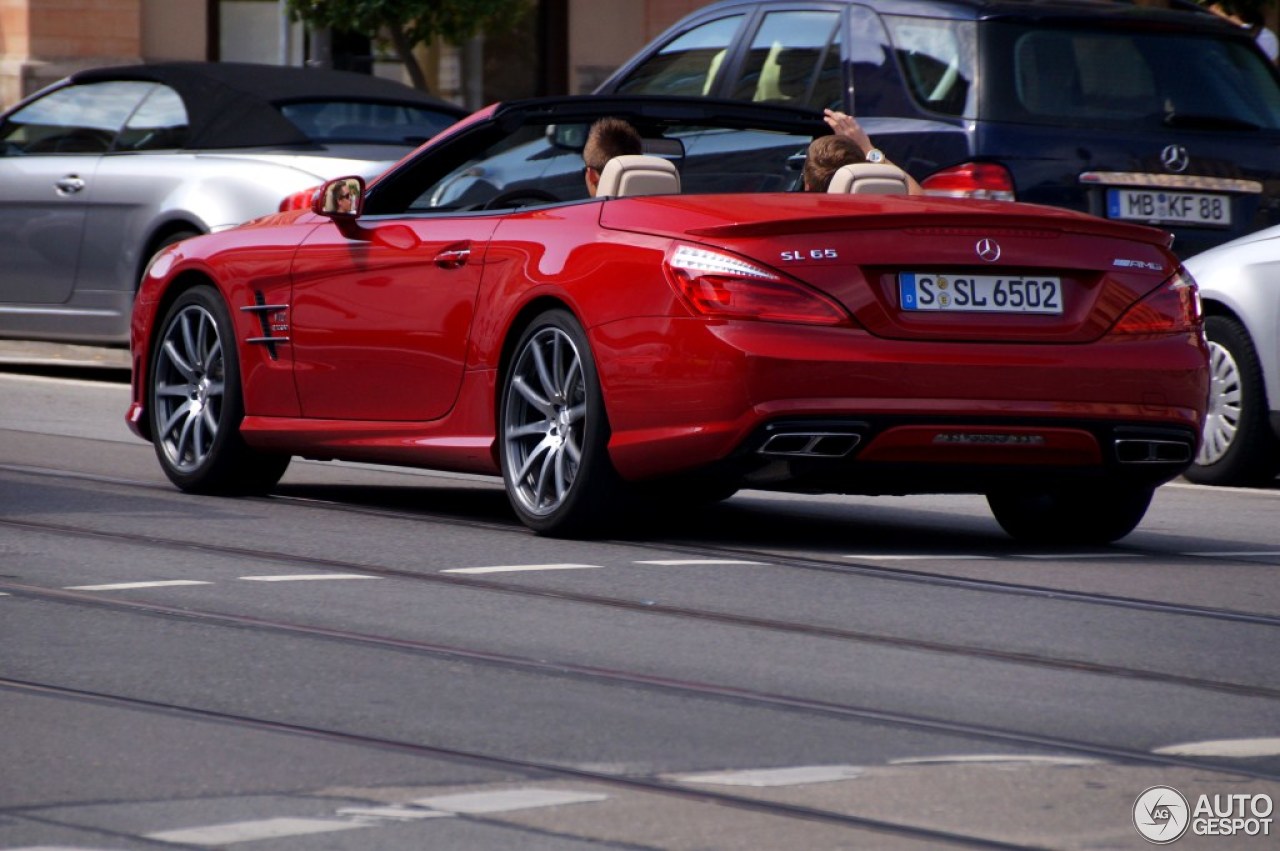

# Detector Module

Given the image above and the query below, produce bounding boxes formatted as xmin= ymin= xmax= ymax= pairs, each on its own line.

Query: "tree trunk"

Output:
xmin=390 ymin=26 xmax=430 ymax=91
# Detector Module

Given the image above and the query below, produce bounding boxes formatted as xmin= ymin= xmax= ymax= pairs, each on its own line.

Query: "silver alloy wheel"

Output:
xmin=1198 ymin=338 xmax=1243 ymax=466
xmin=154 ymin=303 xmax=225 ymax=473
xmin=503 ymin=325 xmax=586 ymax=517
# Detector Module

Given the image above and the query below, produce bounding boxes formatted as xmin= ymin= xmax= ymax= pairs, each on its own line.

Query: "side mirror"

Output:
xmin=314 ymin=176 xmax=365 ymax=218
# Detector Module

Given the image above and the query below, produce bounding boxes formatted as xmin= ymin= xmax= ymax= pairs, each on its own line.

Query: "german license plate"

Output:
xmin=899 ymin=273 xmax=1063 ymax=315
xmin=1106 ymin=188 xmax=1232 ymax=227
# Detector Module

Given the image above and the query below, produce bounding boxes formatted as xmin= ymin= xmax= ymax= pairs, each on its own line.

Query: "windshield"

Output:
xmin=0 ymin=81 xmax=156 ymax=154
xmin=417 ymin=122 xmax=812 ymax=211
xmin=983 ymin=23 xmax=1280 ymax=130
xmin=280 ymin=100 xmax=459 ymax=146
xmin=365 ymin=116 xmax=816 ymax=215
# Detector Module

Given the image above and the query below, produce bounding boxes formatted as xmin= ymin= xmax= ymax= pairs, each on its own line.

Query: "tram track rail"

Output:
xmin=0 ymin=676 xmax=1034 ymax=850
xmin=3 ymin=578 xmax=1279 ymax=786
xmin=3 ymin=514 xmax=1279 ymax=707
xmin=4 ymin=461 xmax=1279 ymax=630
xmin=3 ymin=464 xmax=1280 ymax=707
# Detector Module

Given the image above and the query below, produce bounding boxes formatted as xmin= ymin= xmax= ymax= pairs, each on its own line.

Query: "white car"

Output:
xmin=1182 ymin=226 xmax=1280 ymax=485
xmin=0 ymin=61 xmax=463 ymax=345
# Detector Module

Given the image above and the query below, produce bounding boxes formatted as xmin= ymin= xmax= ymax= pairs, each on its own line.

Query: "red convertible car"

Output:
xmin=126 ymin=96 xmax=1208 ymax=543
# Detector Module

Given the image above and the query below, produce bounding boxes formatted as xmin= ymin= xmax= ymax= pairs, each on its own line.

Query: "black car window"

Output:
xmin=729 ymin=10 xmax=843 ymax=110
xmin=846 ymin=5 xmax=914 ymax=117
xmin=375 ymin=117 xmax=812 ymax=215
xmin=613 ymin=15 xmax=745 ymax=97
xmin=115 ymin=84 xmax=189 ymax=151
xmin=987 ymin=24 xmax=1280 ymax=130
xmin=882 ymin=15 xmax=976 ymax=119
xmin=0 ymin=80 xmax=152 ymax=155
xmin=279 ymin=100 xmax=459 ymax=145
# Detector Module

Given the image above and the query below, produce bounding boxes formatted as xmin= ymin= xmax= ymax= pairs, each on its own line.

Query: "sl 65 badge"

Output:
xmin=781 ymin=248 xmax=839 ymax=261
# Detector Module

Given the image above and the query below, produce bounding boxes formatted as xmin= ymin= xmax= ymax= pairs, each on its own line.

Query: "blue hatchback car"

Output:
xmin=597 ymin=0 xmax=1280 ymax=257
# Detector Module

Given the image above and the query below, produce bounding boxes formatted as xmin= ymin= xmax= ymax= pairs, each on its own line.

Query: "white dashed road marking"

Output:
xmin=412 ymin=788 xmax=608 ymax=813
xmin=335 ymin=805 xmax=451 ymax=821
xmin=442 ymin=563 xmax=601 ymax=574
xmin=1018 ymin=552 xmax=1142 ymax=560
xmin=668 ymin=765 xmax=863 ymax=787
xmin=239 ymin=574 xmax=377 ymax=582
xmin=1152 ymin=737 xmax=1280 ymax=758
xmin=65 ymin=580 xmax=211 ymax=591
xmin=7 ymin=847 xmax=112 ymax=850
xmin=890 ymin=754 xmax=1101 ymax=766
xmin=134 ymin=789 xmax=609 ymax=847
xmin=635 ymin=559 xmax=764 ymax=566
xmin=844 ymin=554 xmax=987 ymax=561
xmin=146 ymin=817 xmax=368 ymax=845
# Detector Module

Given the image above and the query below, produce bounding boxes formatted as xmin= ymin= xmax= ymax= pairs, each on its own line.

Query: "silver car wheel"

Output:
xmin=1198 ymin=338 xmax=1242 ymax=467
xmin=154 ymin=303 xmax=225 ymax=473
xmin=503 ymin=325 xmax=586 ymax=517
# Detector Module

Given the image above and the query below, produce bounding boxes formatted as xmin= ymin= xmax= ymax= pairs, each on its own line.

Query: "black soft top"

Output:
xmin=68 ymin=61 xmax=465 ymax=149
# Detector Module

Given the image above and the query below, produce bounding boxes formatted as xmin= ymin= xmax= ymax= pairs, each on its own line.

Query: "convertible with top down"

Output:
xmin=125 ymin=95 xmax=1209 ymax=543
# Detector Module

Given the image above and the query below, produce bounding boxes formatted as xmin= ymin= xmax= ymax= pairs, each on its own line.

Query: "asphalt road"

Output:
xmin=1 ymin=355 xmax=1278 ymax=850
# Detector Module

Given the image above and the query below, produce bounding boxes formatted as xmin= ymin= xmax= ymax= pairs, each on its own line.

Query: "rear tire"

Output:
xmin=499 ymin=309 xmax=623 ymax=536
xmin=149 ymin=286 xmax=290 ymax=494
xmin=1185 ymin=315 xmax=1280 ymax=486
xmin=986 ymin=484 xmax=1153 ymax=544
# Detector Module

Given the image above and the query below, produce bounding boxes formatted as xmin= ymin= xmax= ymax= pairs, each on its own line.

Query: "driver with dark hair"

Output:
xmin=582 ymin=117 xmax=644 ymax=197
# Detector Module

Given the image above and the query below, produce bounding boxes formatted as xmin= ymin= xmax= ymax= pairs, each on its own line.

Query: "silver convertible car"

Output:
xmin=0 ymin=62 xmax=463 ymax=345
xmin=1183 ymin=226 xmax=1280 ymax=486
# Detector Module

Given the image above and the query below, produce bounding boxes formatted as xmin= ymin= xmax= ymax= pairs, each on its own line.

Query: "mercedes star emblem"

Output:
xmin=975 ymin=238 xmax=1001 ymax=262
xmin=1161 ymin=144 xmax=1190 ymax=173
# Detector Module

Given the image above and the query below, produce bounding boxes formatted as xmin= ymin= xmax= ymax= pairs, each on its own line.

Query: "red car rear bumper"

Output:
xmin=594 ymin=316 xmax=1207 ymax=489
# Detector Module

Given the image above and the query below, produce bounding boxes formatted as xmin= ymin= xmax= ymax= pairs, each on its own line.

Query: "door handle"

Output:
xmin=434 ymin=247 xmax=471 ymax=269
xmin=55 ymin=175 xmax=86 ymax=195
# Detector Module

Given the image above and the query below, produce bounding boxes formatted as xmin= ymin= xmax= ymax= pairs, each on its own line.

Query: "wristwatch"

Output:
xmin=865 ymin=148 xmax=885 ymax=164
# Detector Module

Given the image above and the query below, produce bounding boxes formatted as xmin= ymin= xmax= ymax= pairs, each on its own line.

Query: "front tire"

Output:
xmin=149 ymin=286 xmax=290 ymax=494
xmin=1185 ymin=315 xmax=1280 ymax=486
xmin=152 ymin=229 xmax=199 ymax=255
xmin=986 ymin=484 xmax=1153 ymax=545
xmin=499 ymin=309 xmax=622 ymax=536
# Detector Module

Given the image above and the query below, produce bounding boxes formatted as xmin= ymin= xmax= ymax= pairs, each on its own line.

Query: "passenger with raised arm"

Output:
xmin=808 ymin=109 xmax=924 ymax=194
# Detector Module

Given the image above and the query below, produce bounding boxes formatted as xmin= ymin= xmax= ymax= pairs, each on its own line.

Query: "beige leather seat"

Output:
xmin=827 ymin=162 xmax=911 ymax=195
xmin=596 ymin=155 xmax=681 ymax=197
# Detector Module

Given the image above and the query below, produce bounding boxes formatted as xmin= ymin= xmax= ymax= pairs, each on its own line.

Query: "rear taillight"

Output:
xmin=921 ymin=163 xmax=1016 ymax=201
xmin=279 ymin=185 xmax=321 ymax=212
xmin=664 ymin=245 xmax=851 ymax=326
xmin=1112 ymin=269 xmax=1202 ymax=335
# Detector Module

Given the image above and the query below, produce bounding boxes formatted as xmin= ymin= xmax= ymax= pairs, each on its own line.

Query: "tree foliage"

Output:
xmin=285 ymin=0 xmax=525 ymax=90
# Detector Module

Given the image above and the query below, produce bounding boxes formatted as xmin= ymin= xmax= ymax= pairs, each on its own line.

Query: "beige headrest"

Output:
xmin=596 ymin=155 xmax=681 ymax=197
xmin=828 ymin=162 xmax=911 ymax=195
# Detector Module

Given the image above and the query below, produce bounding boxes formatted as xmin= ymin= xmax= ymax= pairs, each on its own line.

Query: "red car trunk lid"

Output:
xmin=602 ymin=194 xmax=1178 ymax=344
